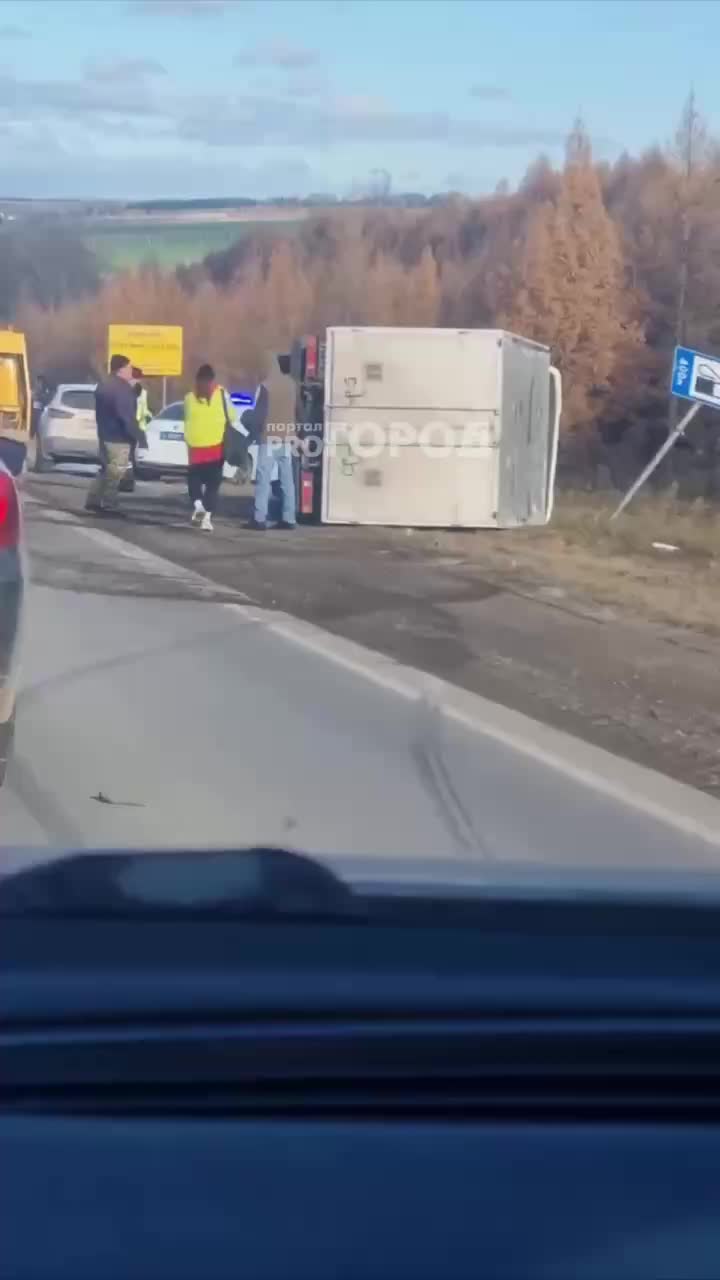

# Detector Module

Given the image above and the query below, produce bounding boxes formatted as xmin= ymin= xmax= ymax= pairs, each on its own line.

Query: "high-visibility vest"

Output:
xmin=183 ymin=387 xmax=229 ymax=449
xmin=136 ymin=386 xmax=150 ymax=428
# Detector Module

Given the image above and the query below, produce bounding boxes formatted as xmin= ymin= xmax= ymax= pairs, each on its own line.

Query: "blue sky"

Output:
xmin=0 ymin=0 xmax=718 ymax=199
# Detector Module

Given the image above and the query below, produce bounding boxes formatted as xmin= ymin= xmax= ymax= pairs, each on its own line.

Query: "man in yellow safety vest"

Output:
xmin=132 ymin=367 xmax=151 ymax=434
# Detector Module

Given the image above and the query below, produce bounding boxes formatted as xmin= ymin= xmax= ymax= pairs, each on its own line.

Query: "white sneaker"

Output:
xmin=200 ymin=512 xmax=213 ymax=532
xmin=191 ymin=500 xmax=205 ymax=525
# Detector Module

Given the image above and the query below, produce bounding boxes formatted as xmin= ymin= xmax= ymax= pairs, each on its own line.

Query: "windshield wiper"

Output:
xmin=0 ymin=848 xmax=363 ymax=920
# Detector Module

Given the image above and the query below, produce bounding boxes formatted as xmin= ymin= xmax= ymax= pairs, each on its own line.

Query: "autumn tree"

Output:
xmin=504 ymin=120 xmax=644 ymax=432
xmin=260 ymin=241 xmax=314 ymax=347
xmin=600 ymin=93 xmax=720 ymax=480
xmin=363 ymin=252 xmax=410 ymax=325
xmin=21 ymin=113 xmax=720 ymax=489
xmin=669 ymin=94 xmax=720 ymax=354
xmin=0 ymin=222 xmax=99 ymax=322
xmin=403 ymin=246 xmax=440 ymax=325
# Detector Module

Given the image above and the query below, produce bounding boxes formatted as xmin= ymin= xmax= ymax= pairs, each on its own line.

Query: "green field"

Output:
xmin=84 ymin=219 xmax=300 ymax=271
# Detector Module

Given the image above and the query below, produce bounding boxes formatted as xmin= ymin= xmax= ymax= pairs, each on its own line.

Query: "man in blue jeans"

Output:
xmin=254 ymin=439 xmax=296 ymax=530
xmin=242 ymin=354 xmax=297 ymax=531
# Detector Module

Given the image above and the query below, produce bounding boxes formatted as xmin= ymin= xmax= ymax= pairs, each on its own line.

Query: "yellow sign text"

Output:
xmin=108 ymin=324 xmax=183 ymax=378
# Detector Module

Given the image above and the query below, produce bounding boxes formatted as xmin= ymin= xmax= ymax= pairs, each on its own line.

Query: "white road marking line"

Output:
xmin=442 ymin=704 xmax=720 ymax=852
xmin=227 ymin=610 xmax=720 ymax=851
xmin=25 ymin=494 xmax=250 ymax=600
xmin=77 ymin=525 xmax=251 ymax=599
xmin=221 ymin=603 xmax=420 ymax=698
xmin=26 ymin=493 xmax=720 ymax=847
xmin=21 ymin=499 xmax=73 ymax=520
xmin=269 ymin=618 xmax=421 ymax=701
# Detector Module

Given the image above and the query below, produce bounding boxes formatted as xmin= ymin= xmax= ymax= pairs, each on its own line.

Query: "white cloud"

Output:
xmin=0 ymin=59 xmax=562 ymax=198
xmin=0 ymin=71 xmax=165 ymax=118
xmin=332 ymin=94 xmax=389 ymax=118
xmin=84 ymin=56 xmax=167 ymax=83
xmin=282 ymin=77 xmax=326 ymax=99
xmin=1 ymin=145 xmax=318 ymax=200
xmin=0 ymin=64 xmax=562 ymax=157
xmin=128 ymin=0 xmax=230 ymax=16
xmin=180 ymin=92 xmax=565 ymax=150
xmin=470 ymin=84 xmax=510 ymax=101
xmin=239 ymin=40 xmax=321 ymax=70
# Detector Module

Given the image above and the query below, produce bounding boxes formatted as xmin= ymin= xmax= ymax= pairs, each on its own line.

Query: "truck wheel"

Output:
xmin=118 ymin=470 xmax=136 ymax=494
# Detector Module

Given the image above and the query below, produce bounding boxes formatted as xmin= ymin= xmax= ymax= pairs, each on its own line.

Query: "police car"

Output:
xmin=134 ymin=401 xmax=187 ymax=480
xmin=135 ymin=393 xmax=271 ymax=483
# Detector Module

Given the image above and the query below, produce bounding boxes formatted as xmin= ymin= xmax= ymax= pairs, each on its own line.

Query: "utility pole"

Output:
xmin=670 ymin=91 xmax=701 ymax=433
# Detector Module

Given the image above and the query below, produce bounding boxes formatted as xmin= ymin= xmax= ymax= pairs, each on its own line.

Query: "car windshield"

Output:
xmin=153 ymin=403 xmax=184 ymax=421
xmin=3 ymin=0 xmax=720 ymax=903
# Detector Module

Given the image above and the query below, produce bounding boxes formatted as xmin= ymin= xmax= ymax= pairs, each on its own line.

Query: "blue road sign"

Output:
xmin=671 ymin=345 xmax=720 ymax=409
xmin=229 ymin=391 xmax=255 ymax=407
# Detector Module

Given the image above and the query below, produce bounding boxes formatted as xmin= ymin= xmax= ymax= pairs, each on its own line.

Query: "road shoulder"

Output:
xmin=23 ymin=470 xmax=720 ymax=798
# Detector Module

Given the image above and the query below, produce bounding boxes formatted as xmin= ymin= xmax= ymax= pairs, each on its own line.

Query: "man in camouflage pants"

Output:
xmin=86 ymin=353 xmax=144 ymax=516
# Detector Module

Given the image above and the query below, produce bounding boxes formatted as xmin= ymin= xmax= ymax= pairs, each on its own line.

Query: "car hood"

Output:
xmin=2 ymin=845 xmax=720 ymax=913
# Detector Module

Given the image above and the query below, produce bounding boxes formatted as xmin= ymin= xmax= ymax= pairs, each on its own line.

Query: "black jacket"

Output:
xmin=95 ymin=375 xmax=142 ymax=445
xmin=240 ymin=383 xmax=269 ymax=444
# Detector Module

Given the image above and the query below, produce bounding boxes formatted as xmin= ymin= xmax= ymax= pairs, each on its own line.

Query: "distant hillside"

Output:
xmin=125 ymin=194 xmax=454 ymax=214
xmin=85 ymin=218 xmax=302 ymax=272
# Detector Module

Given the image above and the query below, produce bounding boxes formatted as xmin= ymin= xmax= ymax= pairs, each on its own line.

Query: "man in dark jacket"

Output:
xmin=85 ymin=353 xmax=143 ymax=516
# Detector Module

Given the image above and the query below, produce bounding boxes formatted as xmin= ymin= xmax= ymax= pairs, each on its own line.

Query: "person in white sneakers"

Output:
xmin=191 ymin=499 xmax=213 ymax=530
xmin=183 ymin=363 xmax=234 ymax=532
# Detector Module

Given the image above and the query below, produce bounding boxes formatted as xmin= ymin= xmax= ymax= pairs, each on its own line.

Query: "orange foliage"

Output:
xmin=17 ymin=229 xmax=446 ymax=406
xmin=503 ymin=128 xmax=645 ymax=431
xmin=16 ymin=106 xmax=720 ymax=448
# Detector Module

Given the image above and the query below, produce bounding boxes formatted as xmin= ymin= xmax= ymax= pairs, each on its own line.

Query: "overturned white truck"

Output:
xmin=287 ymin=326 xmax=561 ymax=529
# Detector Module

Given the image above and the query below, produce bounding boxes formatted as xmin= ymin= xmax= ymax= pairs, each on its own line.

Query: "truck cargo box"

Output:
xmin=320 ymin=327 xmax=560 ymax=529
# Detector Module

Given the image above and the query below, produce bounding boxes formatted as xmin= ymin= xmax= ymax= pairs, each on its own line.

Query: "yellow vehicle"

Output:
xmin=0 ymin=330 xmax=31 ymax=470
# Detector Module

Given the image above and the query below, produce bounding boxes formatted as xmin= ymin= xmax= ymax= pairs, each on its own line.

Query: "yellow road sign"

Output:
xmin=107 ymin=324 xmax=183 ymax=378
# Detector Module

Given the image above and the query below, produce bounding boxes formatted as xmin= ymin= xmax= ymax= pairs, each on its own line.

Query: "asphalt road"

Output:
xmin=2 ymin=485 xmax=720 ymax=872
xmin=22 ymin=466 xmax=720 ymax=798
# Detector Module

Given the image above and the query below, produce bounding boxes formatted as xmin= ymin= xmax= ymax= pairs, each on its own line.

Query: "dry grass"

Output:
xmin=550 ymin=492 xmax=720 ymax=563
xmin=420 ymin=492 xmax=720 ymax=635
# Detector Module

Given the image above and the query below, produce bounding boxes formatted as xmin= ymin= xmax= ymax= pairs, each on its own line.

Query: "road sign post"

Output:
xmin=611 ymin=344 xmax=720 ymax=520
xmin=610 ymin=401 xmax=701 ymax=520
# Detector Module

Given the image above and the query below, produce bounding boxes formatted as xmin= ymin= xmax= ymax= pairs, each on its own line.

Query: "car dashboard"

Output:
xmin=4 ymin=851 xmax=720 ymax=1279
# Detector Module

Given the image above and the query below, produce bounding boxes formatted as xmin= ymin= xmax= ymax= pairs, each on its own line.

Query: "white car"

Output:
xmin=135 ymin=400 xmax=266 ymax=482
xmin=135 ymin=401 xmax=187 ymax=480
xmin=35 ymin=383 xmax=98 ymax=470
